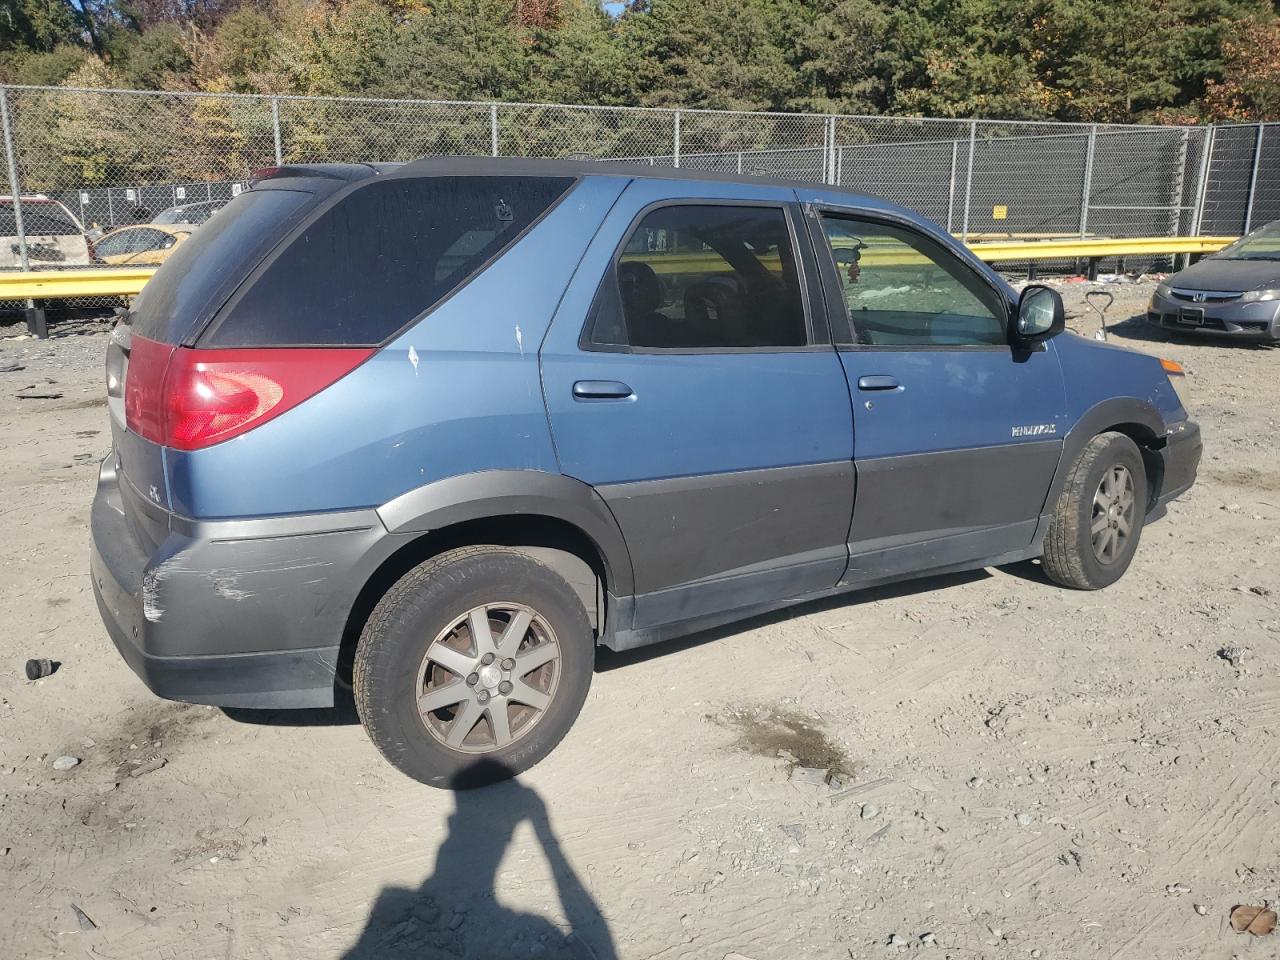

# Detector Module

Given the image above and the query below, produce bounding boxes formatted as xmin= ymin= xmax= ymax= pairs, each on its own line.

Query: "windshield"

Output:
xmin=1213 ymin=219 xmax=1280 ymax=261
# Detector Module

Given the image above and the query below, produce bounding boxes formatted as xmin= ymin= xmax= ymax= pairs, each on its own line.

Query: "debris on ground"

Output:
xmin=1223 ymin=911 xmax=1274 ymax=942
xmin=51 ymin=755 xmax=80 ymax=771
xmin=1217 ymin=646 xmax=1247 ymax=668
xmin=1229 ymin=905 xmax=1277 ymax=936
xmin=70 ymin=903 xmax=97 ymax=931
xmin=24 ymin=657 xmax=55 ymax=680
xmin=15 ymin=379 xmax=62 ymax=399
xmin=127 ymin=756 xmax=167 ymax=778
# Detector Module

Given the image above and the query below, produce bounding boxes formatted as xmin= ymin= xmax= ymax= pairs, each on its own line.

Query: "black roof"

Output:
xmin=261 ymin=155 xmax=877 ymax=200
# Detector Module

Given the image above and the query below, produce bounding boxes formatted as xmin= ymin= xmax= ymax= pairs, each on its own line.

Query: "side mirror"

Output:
xmin=1013 ymin=284 xmax=1065 ymax=343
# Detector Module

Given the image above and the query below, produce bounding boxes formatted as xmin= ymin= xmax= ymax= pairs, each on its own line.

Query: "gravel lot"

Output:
xmin=1 ymin=279 xmax=1277 ymax=960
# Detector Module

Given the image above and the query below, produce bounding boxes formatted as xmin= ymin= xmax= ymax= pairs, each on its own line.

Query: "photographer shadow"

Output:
xmin=341 ymin=760 xmax=616 ymax=960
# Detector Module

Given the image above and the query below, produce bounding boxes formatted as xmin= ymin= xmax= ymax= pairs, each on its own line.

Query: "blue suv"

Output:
xmin=91 ymin=159 xmax=1201 ymax=786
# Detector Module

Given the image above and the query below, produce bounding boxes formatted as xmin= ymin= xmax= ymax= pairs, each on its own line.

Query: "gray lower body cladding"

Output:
xmin=90 ymin=457 xmax=403 ymax=708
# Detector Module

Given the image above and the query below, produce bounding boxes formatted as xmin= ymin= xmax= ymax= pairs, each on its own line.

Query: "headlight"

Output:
xmin=1161 ymin=357 xmax=1191 ymax=410
xmin=1155 ymin=282 xmax=1172 ymax=298
xmin=1239 ymin=289 xmax=1280 ymax=302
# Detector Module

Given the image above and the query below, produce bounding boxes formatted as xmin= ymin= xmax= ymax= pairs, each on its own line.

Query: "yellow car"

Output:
xmin=91 ymin=223 xmax=191 ymax=265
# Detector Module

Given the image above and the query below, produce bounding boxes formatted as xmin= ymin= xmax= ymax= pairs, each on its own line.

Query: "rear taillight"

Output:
xmin=124 ymin=334 xmax=372 ymax=451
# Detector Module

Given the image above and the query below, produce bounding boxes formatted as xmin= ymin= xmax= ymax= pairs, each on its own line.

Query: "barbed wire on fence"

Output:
xmin=0 ymin=83 xmax=1275 ymax=277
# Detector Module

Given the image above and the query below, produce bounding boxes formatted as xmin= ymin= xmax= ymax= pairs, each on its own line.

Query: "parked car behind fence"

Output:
xmin=1 ymin=195 xmax=90 ymax=269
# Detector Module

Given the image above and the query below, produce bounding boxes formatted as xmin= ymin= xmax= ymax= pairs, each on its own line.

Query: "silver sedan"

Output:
xmin=1147 ymin=220 xmax=1280 ymax=342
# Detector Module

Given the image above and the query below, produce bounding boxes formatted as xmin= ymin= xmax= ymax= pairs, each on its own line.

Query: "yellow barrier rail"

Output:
xmin=969 ymin=235 xmax=1236 ymax=262
xmin=0 ymin=267 xmax=157 ymax=300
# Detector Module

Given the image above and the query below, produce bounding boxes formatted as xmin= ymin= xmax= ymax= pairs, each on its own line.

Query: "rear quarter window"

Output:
xmin=129 ymin=188 xmax=314 ymax=344
xmin=199 ymin=175 xmax=574 ymax=347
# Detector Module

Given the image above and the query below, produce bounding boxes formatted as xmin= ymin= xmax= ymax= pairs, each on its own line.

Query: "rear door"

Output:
xmin=541 ymin=180 xmax=855 ymax=629
xmin=803 ymin=205 xmax=1067 ymax=582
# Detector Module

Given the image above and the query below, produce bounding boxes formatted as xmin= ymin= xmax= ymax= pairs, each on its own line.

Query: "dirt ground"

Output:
xmin=1 ymin=278 xmax=1278 ymax=960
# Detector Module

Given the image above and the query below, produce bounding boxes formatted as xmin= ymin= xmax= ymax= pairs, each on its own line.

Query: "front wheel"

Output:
xmin=1041 ymin=432 xmax=1147 ymax=590
xmin=353 ymin=546 xmax=594 ymax=788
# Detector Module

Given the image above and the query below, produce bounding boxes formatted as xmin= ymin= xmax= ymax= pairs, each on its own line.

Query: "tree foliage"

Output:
xmin=0 ymin=0 xmax=1275 ymax=122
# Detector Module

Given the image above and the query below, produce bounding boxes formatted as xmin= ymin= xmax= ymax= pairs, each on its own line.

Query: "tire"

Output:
xmin=1042 ymin=431 xmax=1147 ymax=590
xmin=353 ymin=545 xmax=594 ymax=788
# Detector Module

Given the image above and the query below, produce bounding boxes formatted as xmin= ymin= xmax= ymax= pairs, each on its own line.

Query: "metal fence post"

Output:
xmin=960 ymin=121 xmax=977 ymax=241
xmin=0 ymin=86 xmax=30 ymax=273
xmin=946 ymin=139 xmax=959 ymax=233
xmin=1079 ymin=124 xmax=1097 ymax=239
xmin=826 ymin=115 xmax=837 ymax=185
xmin=1243 ymin=122 xmax=1264 ymax=234
xmin=673 ymin=110 xmax=681 ymax=168
xmin=1190 ymin=126 xmax=1215 ymax=237
xmin=270 ymin=96 xmax=283 ymax=165
xmin=490 ymin=104 xmax=499 ymax=158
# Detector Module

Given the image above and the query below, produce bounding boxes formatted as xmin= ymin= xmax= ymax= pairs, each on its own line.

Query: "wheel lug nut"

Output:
xmin=498 ymin=681 xmax=513 ymax=695
xmin=466 ymin=672 xmax=479 ymax=687
xmin=477 ymin=690 xmax=489 ymax=703
xmin=501 ymin=658 xmax=515 ymax=671
xmin=481 ymin=653 xmax=495 ymax=666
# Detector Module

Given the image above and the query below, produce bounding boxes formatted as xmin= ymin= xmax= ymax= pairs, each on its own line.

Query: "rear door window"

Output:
xmin=586 ymin=204 xmax=808 ymax=350
xmin=200 ymin=175 xmax=575 ymax=347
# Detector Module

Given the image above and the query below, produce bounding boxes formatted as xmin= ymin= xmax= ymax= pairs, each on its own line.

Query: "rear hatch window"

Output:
xmin=198 ymin=175 xmax=575 ymax=347
xmin=1 ymin=202 xmax=82 ymax=236
xmin=128 ymin=187 xmax=315 ymax=345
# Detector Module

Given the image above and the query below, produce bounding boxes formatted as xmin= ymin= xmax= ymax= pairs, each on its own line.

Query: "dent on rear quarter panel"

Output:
xmin=1054 ymin=331 xmax=1185 ymax=427
xmin=165 ymin=176 xmax=630 ymax=519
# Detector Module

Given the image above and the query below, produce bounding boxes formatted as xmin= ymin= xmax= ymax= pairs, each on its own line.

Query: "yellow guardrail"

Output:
xmin=969 ymin=236 xmax=1236 ymax=262
xmin=0 ymin=236 xmax=1241 ymax=305
xmin=0 ymin=267 xmax=157 ymax=300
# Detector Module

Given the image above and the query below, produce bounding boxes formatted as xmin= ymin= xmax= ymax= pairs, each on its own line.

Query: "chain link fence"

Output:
xmin=0 ymin=83 xmax=1275 ymax=291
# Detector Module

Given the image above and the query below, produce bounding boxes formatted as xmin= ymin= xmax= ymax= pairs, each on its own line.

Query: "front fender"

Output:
xmin=1043 ymin=397 xmax=1168 ymax=515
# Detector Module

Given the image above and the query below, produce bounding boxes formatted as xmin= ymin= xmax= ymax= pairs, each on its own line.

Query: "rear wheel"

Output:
xmin=353 ymin=546 xmax=594 ymax=788
xmin=1042 ymin=432 xmax=1147 ymax=590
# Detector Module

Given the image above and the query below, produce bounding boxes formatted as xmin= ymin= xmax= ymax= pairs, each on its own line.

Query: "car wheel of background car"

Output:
xmin=1042 ymin=431 xmax=1148 ymax=590
xmin=353 ymin=545 xmax=594 ymax=788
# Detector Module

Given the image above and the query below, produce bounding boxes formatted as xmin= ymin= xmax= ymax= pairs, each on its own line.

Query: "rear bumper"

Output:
xmin=90 ymin=455 xmax=400 ymax=709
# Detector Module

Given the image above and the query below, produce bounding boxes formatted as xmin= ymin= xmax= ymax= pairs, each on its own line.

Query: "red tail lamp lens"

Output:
xmin=124 ymin=335 xmax=372 ymax=450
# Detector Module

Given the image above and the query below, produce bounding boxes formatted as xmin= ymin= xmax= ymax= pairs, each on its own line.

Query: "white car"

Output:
xmin=0 ymin=195 xmax=91 ymax=269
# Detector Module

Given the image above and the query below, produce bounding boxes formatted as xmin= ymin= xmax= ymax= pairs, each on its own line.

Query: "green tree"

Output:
xmin=119 ymin=23 xmax=194 ymax=89
xmin=375 ymin=0 xmax=530 ymax=101
xmin=616 ymin=0 xmax=801 ymax=110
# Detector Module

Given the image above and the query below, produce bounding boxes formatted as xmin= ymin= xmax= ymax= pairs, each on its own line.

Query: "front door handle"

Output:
xmin=857 ymin=375 xmax=901 ymax=391
xmin=573 ymin=380 xmax=634 ymax=400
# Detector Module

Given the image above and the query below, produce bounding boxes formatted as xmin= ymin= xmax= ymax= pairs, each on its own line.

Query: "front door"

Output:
xmin=805 ymin=207 xmax=1067 ymax=583
xmin=541 ymin=182 xmax=855 ymax=629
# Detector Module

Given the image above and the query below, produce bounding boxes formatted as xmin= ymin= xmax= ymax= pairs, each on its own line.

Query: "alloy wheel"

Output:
xmin=1091 ymin=464 xmax=1136 ymax=564
xmin=415 ymin=603 xmax=561 ymax=754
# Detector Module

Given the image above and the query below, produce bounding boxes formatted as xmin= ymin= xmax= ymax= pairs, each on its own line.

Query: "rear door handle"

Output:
xmin=857 ymin=375 xmax=900 ymax=391
xmin=573 ymin=380 xmax=634 ymax=400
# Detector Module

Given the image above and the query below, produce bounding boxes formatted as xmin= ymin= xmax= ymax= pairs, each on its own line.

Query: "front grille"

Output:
xmin=1170 ymin=288 xmax=1241 ymax=304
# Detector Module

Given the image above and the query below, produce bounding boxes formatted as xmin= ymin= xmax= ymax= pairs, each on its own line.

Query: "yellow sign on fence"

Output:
xmin=992 ymin=205 xmax=1008 ymax=220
